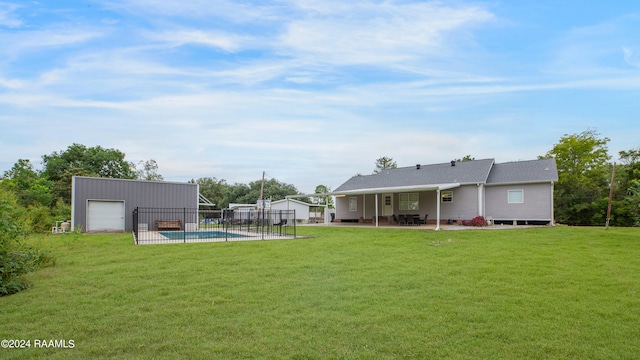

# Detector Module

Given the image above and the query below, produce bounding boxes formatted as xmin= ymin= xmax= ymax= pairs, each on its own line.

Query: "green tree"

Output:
xmin=1 ymin=159 xmax=53 ymax=208
xmin=619 ymin=148 xmax=640 ymax=182
xmin=135 ymin=159 xmax=164 ymax=181
xmin=223 ymin=178 xmax=301 ymax=206
xmin=195 ymin=177 xmax=228 ymax=209
xmin=626 ymin=180 xmax=640 ymax=226
xmin=455 ymin=155 xmax=475 ymax=162
xmin=0 ymin=188 xmax=52 ymax=296
xmin=544 ymin=129 xmax=611 ymax=225
xmin=312 ymin=185 xmax=334 ymax=208
xmin=616 ymin=149 xmax=640 ymax=226
xmin=225 ymin=183 xmax=253 ymax=205
xmin=250 ymin=178 xmax=300 ymax=202
xmin=42 ymin=144 xmax=136 ymax=203
xmin=374 ymin=156 xmax=397 ymax=174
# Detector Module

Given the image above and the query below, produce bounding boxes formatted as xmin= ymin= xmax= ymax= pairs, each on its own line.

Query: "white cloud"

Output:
xmin=623 ymin=46 xmax=640 ymax=68
xmin=0 ymin=2 xmax=22 ymax=28
xmin=0 ymin=27 xmax=102 ymax=57
xmin=278 ymin=2 xmax=494 ymax=66
xmin=145 ymin=29 xmax=250 ymax=52
xmin=104 ymin=0 xmax=279 ymax=23
xmin=547 ymin=14 xmax=640 ymax=76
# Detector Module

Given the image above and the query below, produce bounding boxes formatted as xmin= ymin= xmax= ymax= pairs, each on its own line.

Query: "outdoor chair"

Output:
xmin=273 ymin=219 xmax=287 ymax=235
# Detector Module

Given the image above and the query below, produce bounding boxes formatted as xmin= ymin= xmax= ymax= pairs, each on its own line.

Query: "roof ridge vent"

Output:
xmin=451 ymin=160 xmax=456 ymax=166
xmin=416 ymin=164 xmax=421 ymax=170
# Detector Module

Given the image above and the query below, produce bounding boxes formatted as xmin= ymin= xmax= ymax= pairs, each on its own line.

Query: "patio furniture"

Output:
xmin=156 ymin=219 xmax=181 ymax=230
xmin=273 ymin=219 xmax=287 ymax=235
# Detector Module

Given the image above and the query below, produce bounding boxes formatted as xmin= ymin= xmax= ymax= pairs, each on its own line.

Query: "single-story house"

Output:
xmin=71 ymin=176 xmax=199 ymax=232
xmin=332 ymin=158 xmax=558 ymax=229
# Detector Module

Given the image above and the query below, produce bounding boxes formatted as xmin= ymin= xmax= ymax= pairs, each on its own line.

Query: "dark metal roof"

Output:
xmin=334 ymin=158 xmax=558 ymax=194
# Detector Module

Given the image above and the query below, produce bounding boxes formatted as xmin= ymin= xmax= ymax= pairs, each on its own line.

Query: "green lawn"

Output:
xmin=2 ymin=226 xmax=639 ymax=359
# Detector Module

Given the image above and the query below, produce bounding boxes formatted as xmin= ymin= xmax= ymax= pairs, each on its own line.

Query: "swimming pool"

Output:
xmin=160 ymin=231 xmax=243 ymax=240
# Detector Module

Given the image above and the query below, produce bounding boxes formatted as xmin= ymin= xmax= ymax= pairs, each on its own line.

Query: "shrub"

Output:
xmin=463 ymin=216 xmax=488 ymax=227
xmin=27 ymin=204 xmax=53 ymax=233
xmin=0 ymin=189 xmax=53 ymax=296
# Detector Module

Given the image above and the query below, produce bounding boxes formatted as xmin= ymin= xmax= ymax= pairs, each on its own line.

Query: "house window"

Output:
xmin=399 ymin=193 xmax=419 ymax=210
xmin=508 ymin=190 xmax=524 ymax=204
xmin=349 ymin=197 xmax=358 ymax=211
xmin=441 ymin=191 xmax=453 ymax=203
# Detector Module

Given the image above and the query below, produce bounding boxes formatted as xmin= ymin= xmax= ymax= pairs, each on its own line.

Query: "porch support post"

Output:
xmin=363 ymin=194 xmax=366 ymax=220
xmin=325 ymin=198 xmax=329 ymax=226
xmin=436 ymin=189 xmax=441 ymax=231
xmin=375 ymin=193 xmax=379 ymax=228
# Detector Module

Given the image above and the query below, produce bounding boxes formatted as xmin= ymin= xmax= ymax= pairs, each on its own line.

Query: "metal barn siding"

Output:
xmin=72 ymin=176 xmax=199 ymax=232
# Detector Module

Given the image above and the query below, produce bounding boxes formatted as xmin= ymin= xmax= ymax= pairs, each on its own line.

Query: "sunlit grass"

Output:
xmin=1 ymin=226 xmax=639 ymax=359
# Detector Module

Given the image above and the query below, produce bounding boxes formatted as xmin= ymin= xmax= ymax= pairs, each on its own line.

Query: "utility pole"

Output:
xmin=606 ymin=163 xmax=616 ymax=229
xmin=259 ymin=171 xmax=265 ymax=203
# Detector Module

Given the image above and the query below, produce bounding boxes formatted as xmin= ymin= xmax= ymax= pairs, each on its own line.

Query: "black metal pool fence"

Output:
xmin=132 ymin=207 xmax=296 ymax=244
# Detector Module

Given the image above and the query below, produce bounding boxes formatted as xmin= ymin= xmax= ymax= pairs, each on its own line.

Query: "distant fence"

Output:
xmin=132 ymin=208 xmax=296 ymax=245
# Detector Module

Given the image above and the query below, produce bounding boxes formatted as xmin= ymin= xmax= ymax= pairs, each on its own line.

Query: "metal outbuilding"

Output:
xmin=71 ymin=176 xmax=199 ymax=232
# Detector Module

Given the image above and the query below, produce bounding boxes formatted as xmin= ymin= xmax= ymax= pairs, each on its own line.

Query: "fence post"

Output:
xmin=133 ymin=207 xmax=138 ymax=245
xmin=183 ymin=207 xmax=186 ymax=243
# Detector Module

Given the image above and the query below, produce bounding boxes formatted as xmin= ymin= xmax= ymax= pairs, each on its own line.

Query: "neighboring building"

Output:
xmin=271 ymin=198 xmax=315 ymax=223
xmin=71 ymin=176 xmax=199 ymax=232
xmin=228 ymin=203 xmax=259 ymax=211
xmin=229 ymin=199 xmax=317 ymax=223
xmin=332 ymin=158 xmax=558 ymax=229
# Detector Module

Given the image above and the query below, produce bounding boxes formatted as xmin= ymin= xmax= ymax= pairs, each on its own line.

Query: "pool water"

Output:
xmin=160 ymin=231 xmax=243 ymax=240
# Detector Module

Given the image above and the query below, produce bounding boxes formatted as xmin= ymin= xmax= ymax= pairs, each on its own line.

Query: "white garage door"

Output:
xmin=87 ymin=200 xmax=125 ymax=232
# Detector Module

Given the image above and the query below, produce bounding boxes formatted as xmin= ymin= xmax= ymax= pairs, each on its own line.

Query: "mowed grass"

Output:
xmin=1 ymin=226 xmax=639 ymax=359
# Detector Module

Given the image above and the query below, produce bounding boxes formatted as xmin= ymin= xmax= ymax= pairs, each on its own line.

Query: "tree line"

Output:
xmin=545 ymin=129 xmax=639 ymax=226
xmin=0 ymin=143 xmax=331 ymax=233
xmin=2 ymin=130 xmax=639 ymax=231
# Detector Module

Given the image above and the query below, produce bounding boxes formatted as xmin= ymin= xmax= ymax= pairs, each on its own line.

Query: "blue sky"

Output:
xmin=1 ymin=1 xmax=639 ymax=193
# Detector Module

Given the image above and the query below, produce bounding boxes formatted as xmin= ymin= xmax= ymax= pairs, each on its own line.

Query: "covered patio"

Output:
xmin=288 ymin=183 xmax=463 ymax=231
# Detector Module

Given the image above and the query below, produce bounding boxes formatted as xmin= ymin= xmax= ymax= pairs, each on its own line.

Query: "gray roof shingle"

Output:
xmin=335 ymin=158 xmax=495 ymax=193
xmin=334 ymin=157 xmax=558 ymax=193
xmin=486 ymin=158 xmax=558 ymax=184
